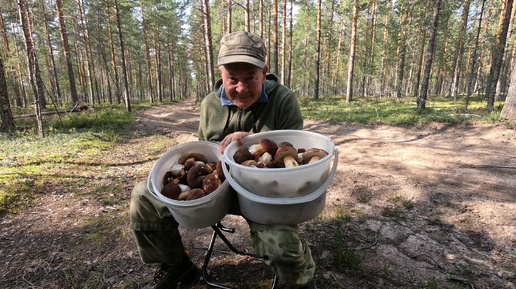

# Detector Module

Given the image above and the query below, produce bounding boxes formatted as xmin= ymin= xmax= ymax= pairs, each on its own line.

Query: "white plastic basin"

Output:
xmin=148 ymin=141 xmax=232 ymax=229
xmin=223 ymin=130 xmax=336 ymax=198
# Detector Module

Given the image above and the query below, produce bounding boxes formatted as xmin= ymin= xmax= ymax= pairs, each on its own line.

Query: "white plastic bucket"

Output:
xmin=222 ymin=148 xmax=338 ymax=224
xmin=147 ymin=141 xmax=232 ymax=229
xmin=223 ymin=130 xmax=336 ymax=198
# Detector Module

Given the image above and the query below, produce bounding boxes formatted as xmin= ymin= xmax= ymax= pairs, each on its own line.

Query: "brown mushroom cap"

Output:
xmin=203 ymin=173 xmax=222 ymax=194
xmin=187 ymin=163 xmax=212 ymax=188
xmin=302 ymin=148 xmax=329 ymax=164
xmin=178 ymin=152 xmax=208 ymax=165
xmin=278 ymin=141 xmax=294 ymax=148
xmin=215 ymin=161 xmax=226 ymax=182
xmin=186 ymin=188 xmax=206 ymax=200
xmin=241 ymin=159 xmax=259 ymax=167
xmin=161 ymin=182 xmax=182 ymax=200
xmin=259 ymin=138 xmax=278 ymax=155
xmin=274 ymin=146 xmax=299 ymax=166
xmin=233 ymin=147 xmax=254 ymax=164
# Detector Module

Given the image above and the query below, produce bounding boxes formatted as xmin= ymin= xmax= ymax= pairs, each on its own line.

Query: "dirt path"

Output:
xmin=1 ymin=97 xmax=515 ymax=289
xmin=135 ymin=98 xmax=516 ymax=288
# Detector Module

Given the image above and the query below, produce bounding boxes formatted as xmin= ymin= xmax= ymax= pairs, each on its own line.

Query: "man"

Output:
xmin=130 ymin=30 xmax=317 ymax=289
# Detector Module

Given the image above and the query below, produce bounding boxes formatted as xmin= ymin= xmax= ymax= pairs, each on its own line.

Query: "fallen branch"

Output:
xmin=13 ymin=104 xmax=90 ymax=119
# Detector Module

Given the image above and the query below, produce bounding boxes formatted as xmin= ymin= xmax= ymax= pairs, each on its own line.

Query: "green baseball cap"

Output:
xmin=218 ymin=30 xmax=267 ymax=68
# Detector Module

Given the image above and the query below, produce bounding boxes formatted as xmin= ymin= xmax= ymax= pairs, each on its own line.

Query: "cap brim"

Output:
xmin=218 ymin=55 xmax=265 ymax=68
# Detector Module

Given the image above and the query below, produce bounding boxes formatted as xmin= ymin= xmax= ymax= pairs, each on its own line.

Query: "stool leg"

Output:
xmin=202 ymin=226 xmax=236 ymax=289
xmin=202 ymin=223 xmax=279 ymax=289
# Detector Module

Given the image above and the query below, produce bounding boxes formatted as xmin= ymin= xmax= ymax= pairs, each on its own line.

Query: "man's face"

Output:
xmin=219 ymin=62 xmax=268 ymax=109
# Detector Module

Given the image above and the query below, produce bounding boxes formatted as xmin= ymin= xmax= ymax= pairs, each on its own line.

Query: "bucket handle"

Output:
xmin=222 ymin=148 xmax=339 ymax=204
xmin=146 ymin=174 xmax=166 ymax=201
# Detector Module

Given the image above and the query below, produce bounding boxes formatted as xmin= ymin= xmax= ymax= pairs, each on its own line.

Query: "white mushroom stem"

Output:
xmin=248 ymin=144 xmax=265 ymax=155
xmin=259 ymin=152 xmax=273 ymax=164
xmin=308 ymin=155 xmax=322 ymax=164
xmin=283 ymin=154 xmax=299 ymax=167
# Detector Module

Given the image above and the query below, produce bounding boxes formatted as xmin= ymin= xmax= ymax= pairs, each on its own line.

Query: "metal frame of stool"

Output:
xmin=202 ymin=222 xmax=278 ymax=289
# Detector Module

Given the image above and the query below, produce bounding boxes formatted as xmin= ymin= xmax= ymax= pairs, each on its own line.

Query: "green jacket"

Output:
xmin=198 ymin=74 xmax=303 ymax=143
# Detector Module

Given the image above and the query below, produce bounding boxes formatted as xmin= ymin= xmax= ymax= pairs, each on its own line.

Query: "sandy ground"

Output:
xmin=1 ymin=96 xmax=515 ymax=289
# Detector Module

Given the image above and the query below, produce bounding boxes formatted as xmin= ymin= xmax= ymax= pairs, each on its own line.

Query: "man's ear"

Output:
xmin=262 ymin=65 xmax=268 ymax=77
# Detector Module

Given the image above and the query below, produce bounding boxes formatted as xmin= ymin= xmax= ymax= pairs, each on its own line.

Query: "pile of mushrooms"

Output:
xmin=233 ymin=138 xmax=328 ymax=168
xmin=161 ymin=152 xmax=225 ymax=201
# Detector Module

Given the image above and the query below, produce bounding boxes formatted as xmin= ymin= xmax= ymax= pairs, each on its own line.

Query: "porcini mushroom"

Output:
xmin=241 ymin=159 xmax=259 ymax=167
xmin=169 ymin=163 xmax=186 ymax=178
xmin=233 ymin=147 xmax=254 ymax=164
xmin=203 ymin=173 xmax=222 ymax=194
xmin=186 ymin=188 xmax=206 ymax=200
xmin=161 ymin=182 xmax=182 ymax=200
xmin=274 ymin=146 xmax=299 ymax=167
xmin=178 ymin=152 xmax=208 ymax=165
xmin=187 ymin=163 xmax=212 ymax=188
xmin=301 ymin=148 xmax=329 ymax=164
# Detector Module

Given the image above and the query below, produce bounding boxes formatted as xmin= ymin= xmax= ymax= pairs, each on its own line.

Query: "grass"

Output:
xmin=299 ymin=94 xmax=507 ymax=126
xmin=0 ymin=103 xmax=168 ymax=215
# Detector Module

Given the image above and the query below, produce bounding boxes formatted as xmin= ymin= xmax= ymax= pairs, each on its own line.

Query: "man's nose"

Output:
xmin=236 ymin=81 xmax=248 ymax=94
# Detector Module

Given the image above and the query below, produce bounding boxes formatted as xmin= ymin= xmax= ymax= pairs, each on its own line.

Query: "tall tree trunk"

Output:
xmin=114 ymin=0 xmax=131 ymax=112
xmin=346 ymin=0 xmax=358 ymax=102
xmin=500 ymin=61 xmax=516 ymax=121
xmin=325 ymin=0 xmax=335 ymax=97
xmin=25 ymin=0 xmax=46 ymax=109
xmin=77 ymin=0 xmax=99 ymax=105
xmin=167 ymin=37 xmax=176 ymax=101
xmin=486 ymin=0 xmax=514 ymax=110
xmin=332 ymin=18 xmax=345 ymax=95
xmin=418 ymin=0 xmax=443 ymax=109
xmin=281 ymin=0 xmax=287 ymax=84
xmin=105 ymin=0 xmax=121 ymax=103
xmin=154 ymin=32 xmax=162 ymax=102
xmin=245 ymin=0 xmax=250 ymax=31
xmin=203 ymin=0 xmax=215 ymax=91
xmin=396 ymin=4 xmax=409 ymax=99
xmin=227 ymin=0 xmax=232 ymax=34
xmin=259 ymin=0 xmax=264 ymax=37
xmin=12 ymin=35 xmax=27 ymax=107
xmin=380 ymin=0 xmax=392 ymax=97
xmin=465 ymin=0 xmax=486 ymax=112
xmin=0 ymin=55 xmax=15 ymax=131
xmin=486 ymin=0 xmax=513 ymax=110
xmin=361 ymin=0 xmax=372 ymax=98
xmin=41 ymin=0 xmax=63 ymax=106
xmin=413 ymin=1 xmax=431 ymax=100
xmin=497 ymin=1 xmax=516 ymax=99
xmin=273 ymin=0 xmax=279 ymax=75
xmin=55 ymin=0 xmax=79 ymax=105
xmin=369 ymin=0 xmax=378 ymax=96
xmin=141 ymin=3 xmax=155 ymax=103
xmin=287 ymin=0 xmax=293 ymax=88
xmin=314 ymin=0 xmax=322 ymax=99
xmin=18 ymin=0 xmax=44 ymax=136
xmin=449 ymin=0 xmax=471 ymax=101
xmin=1 ymin=8 xmax=23 ymax=108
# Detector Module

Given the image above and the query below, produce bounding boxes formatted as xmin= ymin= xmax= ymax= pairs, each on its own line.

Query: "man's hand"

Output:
xmin=219 ymin=132 xmax=253 ymax=154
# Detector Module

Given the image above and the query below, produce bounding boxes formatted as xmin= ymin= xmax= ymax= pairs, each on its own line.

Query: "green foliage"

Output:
xmin=0 ymin=105 xmax=142 ymax=215
xmin=332 ymin=224 xmax=365 ymax=269
xmin=299 ymin=94 xmax=506 ymax=126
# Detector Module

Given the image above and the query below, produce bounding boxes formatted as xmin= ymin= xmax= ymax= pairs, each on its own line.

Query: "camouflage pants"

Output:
xmin=130 ymin=181 xmax=316 ymax=286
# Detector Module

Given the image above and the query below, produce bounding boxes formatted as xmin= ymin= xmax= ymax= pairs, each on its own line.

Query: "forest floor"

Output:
xmin=1 ymin=96 xmax=516 ymax=289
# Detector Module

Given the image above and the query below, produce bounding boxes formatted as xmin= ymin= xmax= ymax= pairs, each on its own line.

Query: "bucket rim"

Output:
xmin=223 ymin=129 xmax=335 ymax=171
xmin=222 ymin=148 xmax=338 ymax=205
xmin=147 ymin=140 xmax=228 ymax=207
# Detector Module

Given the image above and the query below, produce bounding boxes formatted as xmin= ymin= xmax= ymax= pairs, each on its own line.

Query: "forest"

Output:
xmin=1 ymin=0 xmax=516 ymax=133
